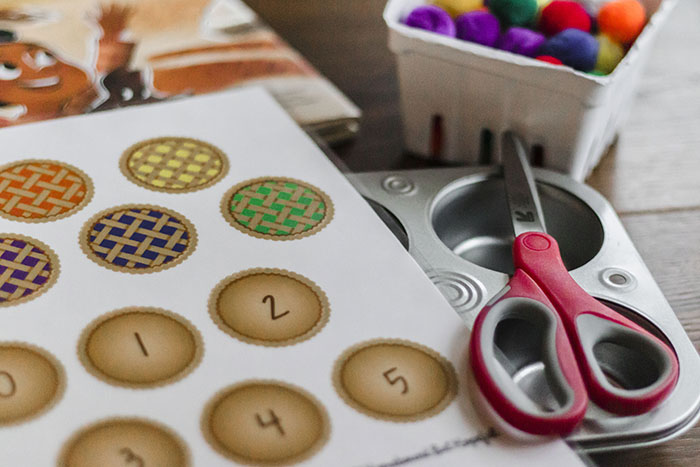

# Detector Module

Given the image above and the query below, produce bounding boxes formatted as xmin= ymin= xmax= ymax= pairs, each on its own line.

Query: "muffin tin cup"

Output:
xmin=347 ymin=166 xmax=700 ymax=452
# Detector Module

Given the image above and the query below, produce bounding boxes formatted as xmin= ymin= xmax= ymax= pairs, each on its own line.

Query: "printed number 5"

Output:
xmin=383 ymin=367 xmax=408 ymax=394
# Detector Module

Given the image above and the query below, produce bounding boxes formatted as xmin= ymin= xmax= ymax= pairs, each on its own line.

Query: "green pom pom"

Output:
xmin=489 ymin=0 xmax=538 ymax=27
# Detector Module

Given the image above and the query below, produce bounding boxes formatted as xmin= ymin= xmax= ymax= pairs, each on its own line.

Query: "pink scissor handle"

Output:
xmin=470 ymin=269 xmax=589 ymax=435
xmin=514 ymin=232 xmax=680 ymax=416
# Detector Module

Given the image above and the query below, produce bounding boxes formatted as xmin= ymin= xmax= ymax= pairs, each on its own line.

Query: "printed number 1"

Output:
xmin=0 ymin=371 xmax=16 ymax=397
xmin=383 ymin=367 xmax=409 ymax=394
xmin=256 ymin=409 xmax=285 ymax=436
xmin=134 ymin=332 xmax=149 ymax=357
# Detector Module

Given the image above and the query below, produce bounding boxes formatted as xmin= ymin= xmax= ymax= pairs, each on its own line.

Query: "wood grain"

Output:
xmin=245 ymin=0 xmax=700 ymax=465
xmin=590 ymin=211 xmax=700 ymax=465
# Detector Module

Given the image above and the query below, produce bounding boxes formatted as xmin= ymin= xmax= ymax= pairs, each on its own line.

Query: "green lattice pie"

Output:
xmin=221 ymin=178 xmax=333 ymax=240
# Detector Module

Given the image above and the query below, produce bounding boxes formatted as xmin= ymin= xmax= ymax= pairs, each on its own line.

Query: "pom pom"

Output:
xmin=595 ymin=33 xmax=624 ymax=74
xmin=539 ymin=1 xmax=591 ymax=36
xmin=434 ymin=0 xmax=484 ymax=17
xmin=488 ymin=0 xmax=538 ymax=27
xmin=405 ymin=5 xmax=457 ymax=37
xmin=455 ymin=11 xmax=501 ymax=47
xmin=498 ymin=27 xmax=546 ymax=57
xmin=536 ymin=55 xmax=563 ymax=65
xmin=539 ymin=28 xmax=599 ymax=71
xmin=597 ymin=0 xmax=646 ymax=44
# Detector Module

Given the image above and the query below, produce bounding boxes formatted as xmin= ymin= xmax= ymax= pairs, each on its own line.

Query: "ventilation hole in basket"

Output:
xmin=430 ymin=114 xmax=443 ymax=159
xmin=479 ymin=128 xmax=493 ymax=165
xmin=531 ymin=144 xmax=545 ymax=167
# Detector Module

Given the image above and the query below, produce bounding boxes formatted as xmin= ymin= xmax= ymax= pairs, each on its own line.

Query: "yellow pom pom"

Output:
xmin=595 ymin=34 xmax=624 ymax=74
xmin=433 ymin=0 xmax=483 ymax=17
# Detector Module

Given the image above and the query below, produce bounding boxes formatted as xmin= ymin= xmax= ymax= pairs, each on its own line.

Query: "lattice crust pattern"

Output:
xmin=0 ymin=236 xmax=59 ymax=306
xmin=80 ymin=205 xmax=197 ymax=273
xmin=121 ymin=137 xmax=229 ymax=193
xmin=222 ymin=178 xmax=333 ymax=240
xmin=0 ymin=160 xmax=93 ymax=222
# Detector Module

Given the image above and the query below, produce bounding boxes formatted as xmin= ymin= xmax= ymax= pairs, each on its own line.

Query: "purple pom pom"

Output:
xmin=539 ymin=28 xmax=599 ymax=71
xmin=455 ymin=11 xmax=501 ymax=47
xmin=498 ymin=27 xmax=546 ymax=57
xmin=405 ymin=6 xmax=456 ymax=37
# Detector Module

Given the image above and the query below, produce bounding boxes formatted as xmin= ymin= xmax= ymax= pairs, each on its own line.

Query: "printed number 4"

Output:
xmin=383 ymin=367 xmax=409 ymax=394
xmin=256 ymin=409 xmax=285 ymax=436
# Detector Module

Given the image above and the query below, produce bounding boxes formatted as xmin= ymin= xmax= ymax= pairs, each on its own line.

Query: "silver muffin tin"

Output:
xmin=347 ymin=166 xmax=700 ymax=452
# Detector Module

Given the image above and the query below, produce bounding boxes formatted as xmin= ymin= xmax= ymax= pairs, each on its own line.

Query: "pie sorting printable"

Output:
xmin=0 ymin=88 xmax=584 ymax=466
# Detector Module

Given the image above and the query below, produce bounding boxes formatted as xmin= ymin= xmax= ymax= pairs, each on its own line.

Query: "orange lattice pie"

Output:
xmin=0 ymin=160 xmax=93 ymax=222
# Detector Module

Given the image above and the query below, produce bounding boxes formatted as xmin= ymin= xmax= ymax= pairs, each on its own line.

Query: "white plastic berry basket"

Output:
xmin=384 ymin=0 xmax=677 ymax=180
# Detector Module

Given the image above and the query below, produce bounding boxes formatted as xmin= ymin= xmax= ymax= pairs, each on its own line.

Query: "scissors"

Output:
xmin=469 ymin=132 xmax=679 ymax=436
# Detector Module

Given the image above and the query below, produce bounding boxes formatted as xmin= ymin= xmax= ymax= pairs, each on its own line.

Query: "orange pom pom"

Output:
xmin=597 ymin=0 xmax=646 ymax=44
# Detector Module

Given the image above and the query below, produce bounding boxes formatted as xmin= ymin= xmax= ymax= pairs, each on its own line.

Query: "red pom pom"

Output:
xmin=539 ymin=1 xmax=591 ymax=36
xmin=536 ymin=55 xmax=564 ymax=65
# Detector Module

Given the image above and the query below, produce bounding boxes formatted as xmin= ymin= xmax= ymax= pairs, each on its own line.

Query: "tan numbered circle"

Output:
xmin=221 ymin=177 xmax=333 ymax=240
xmin=79 ymin=204 xmax=197 ymax=274
xmin=209 ymin=268 xmax=330 ymax=347
xmin=0 ymin=343 xmax=65 ymax=425
xmin=333 ymin=339 xmax=457 ymax=422
xmin=202 ymin=380 xmax=329 ymax=466
xmin=120 ymin=137 xmax=229 ymax=193
xmin=79 ymin=308 xmax=203 ymax=388
xmin=0 ymin=235 xmax=60 ymax=307
xmin=0 ymin=160 xmax=93 ymax=223
xmin=58 ymin=417 xmax=190 ymax=467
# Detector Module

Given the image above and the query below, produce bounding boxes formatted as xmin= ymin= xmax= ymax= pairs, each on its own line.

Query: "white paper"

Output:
xmin=0 ymin=88 xmax=583 ymax=466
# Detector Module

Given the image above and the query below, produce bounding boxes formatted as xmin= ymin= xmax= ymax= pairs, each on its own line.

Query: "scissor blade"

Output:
xmin=501 ymin=131 xmax=547 ymax=236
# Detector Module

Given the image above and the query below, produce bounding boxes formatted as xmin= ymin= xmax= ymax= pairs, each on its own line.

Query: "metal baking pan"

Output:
xmin=347 ymin=167 xmax=700 ymax=452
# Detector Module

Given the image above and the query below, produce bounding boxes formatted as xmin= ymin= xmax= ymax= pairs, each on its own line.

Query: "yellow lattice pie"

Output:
xmin=121 ymin=137 xmax=228 ymax=193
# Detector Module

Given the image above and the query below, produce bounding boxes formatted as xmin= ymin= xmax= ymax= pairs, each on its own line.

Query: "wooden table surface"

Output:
xmin=246 ymin=0 xmax=700 ymax=465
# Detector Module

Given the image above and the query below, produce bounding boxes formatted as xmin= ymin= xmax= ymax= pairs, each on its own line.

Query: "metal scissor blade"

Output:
xmin=501 ymin=131 xmax=547 ymax=236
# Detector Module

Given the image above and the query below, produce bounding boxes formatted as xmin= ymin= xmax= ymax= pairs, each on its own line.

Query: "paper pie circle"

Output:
xmin=0 ymin=160 xmax=93 ymax=223
xmin=78 ymin=307 xmax=203 ymax=388
xmin=209 ymin=268 xmax=330 ymax=347
xmin=79 ymin=204 xmax=197 ymax=274
xmin=120 ymin=137 xmax=229 ymax=193
xmin=221 ymin=177 xmax=333 ymax=240
xmin=0 ymin=234 xmax=59 ymax=307
xmin=58 ymin=417 xmax=190 ymax=467
xmin=0 ymin=342 xmax=65 ymax=425
xmin=333 ymin=339 xmax=457 ymax=422
xmin=201 ymin=380 xmax=330 ymax=465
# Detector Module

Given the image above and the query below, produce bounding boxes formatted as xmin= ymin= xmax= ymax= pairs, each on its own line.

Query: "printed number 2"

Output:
xmin=262 ymin=295 xmax=290 ymax=320
xmin=256 ymin=409 xmax=285 ymax=436
xmin=383 ymin=367 xmax=409 ymax=394
xmin=0 ymin=371 xmax=16 ymax=397
xmin=119 ymin=447 xmax=144 ymax=467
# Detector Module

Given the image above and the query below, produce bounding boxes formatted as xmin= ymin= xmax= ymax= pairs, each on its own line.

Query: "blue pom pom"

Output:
xmin=539 ymin=28 xmax=599 ymax=71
